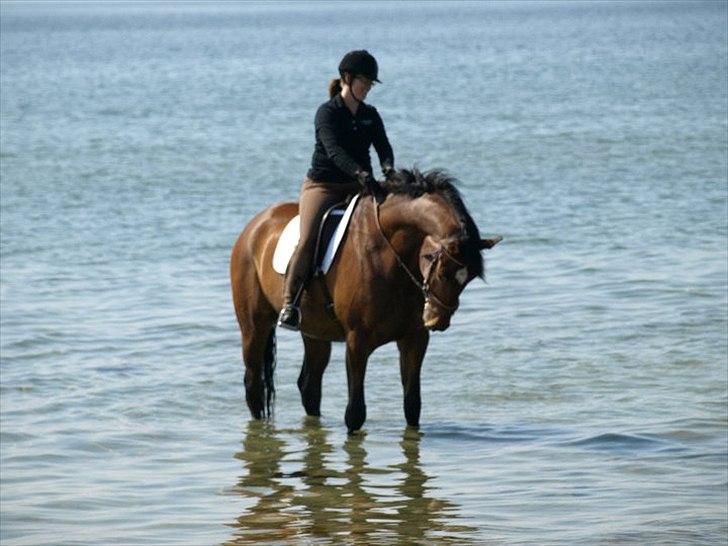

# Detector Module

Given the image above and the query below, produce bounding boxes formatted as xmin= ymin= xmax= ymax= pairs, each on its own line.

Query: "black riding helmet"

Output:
xmin=338 ymin=50 xmax=381 ymax=83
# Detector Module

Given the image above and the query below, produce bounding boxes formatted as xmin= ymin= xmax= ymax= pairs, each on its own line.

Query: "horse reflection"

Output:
xmin=224 ymin=420 xmax=478 ymax=545
xmin=226 ymin=420 xmax=298 ymax=543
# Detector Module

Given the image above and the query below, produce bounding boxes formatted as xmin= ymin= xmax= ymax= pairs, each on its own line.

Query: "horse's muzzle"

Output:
xmin=422 ymin=302 xmax=451 ymax=331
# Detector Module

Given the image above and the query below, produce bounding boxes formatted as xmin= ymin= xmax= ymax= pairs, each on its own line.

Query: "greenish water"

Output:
xmin=1 ymin=2 xmax=726 ymax=544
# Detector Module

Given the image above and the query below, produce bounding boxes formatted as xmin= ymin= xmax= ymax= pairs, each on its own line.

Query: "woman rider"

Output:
xmin=278 ymin=49 xmax=395 ymax=331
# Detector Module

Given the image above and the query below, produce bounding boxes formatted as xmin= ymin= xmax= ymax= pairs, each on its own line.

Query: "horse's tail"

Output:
xmin=263 ymin=327 xmax=277 ymax=418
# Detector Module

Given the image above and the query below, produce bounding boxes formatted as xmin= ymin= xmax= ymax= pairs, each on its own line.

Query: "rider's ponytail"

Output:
xmin=328 ymin=78 xmax=342 ymax=98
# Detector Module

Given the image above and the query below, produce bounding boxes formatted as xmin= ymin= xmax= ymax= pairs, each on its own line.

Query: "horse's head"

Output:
xmin=418 ymin=234 xmax=502 ymax=331
xmin=382 ymin=168 xmax=502 ymax=332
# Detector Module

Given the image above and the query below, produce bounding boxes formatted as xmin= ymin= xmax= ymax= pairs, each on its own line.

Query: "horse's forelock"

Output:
xmin=384 ymin=168 xmax=485 ymax=278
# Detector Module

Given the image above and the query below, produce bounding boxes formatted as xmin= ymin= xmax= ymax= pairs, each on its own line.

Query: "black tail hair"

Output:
xmin=263 ymin=329 xmax=276 ymax=417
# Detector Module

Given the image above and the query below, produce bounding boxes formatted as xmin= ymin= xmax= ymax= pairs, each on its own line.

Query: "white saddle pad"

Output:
xmin=272 ymin=194 xmax=360 ymax=275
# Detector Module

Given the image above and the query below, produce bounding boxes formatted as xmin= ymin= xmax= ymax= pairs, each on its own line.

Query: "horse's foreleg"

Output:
xmin=397 ymin=329 xmax=430 ymax=428
xmin=298 ymin=335 xmax=331 ymax=416
xmin=344 ymin=332 xmax=374 ymax=434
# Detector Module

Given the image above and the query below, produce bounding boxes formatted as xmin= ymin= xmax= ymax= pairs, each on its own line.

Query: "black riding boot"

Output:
xmin=277 ymin=304 xmax=301 ymax=331
xmin=278 ymin=263 xmax=306 ymax=331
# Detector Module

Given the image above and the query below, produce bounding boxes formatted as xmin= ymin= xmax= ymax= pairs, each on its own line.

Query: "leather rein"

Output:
xmin=374 ymin=201 xmax=465 ymax=313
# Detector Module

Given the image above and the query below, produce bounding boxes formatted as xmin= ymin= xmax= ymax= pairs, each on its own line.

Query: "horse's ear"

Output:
xmin=479 ymin=235 xmax=502 ymax=250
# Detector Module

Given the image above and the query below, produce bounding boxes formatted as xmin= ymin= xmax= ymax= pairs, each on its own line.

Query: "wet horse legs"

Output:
xmin=397 ymin=329 xmax=430 ymax=428
xmin=297 ymin=335 xmax=331 ymax=416
xmin=241 ymin=321 xmax=275 ymax=419
xmin=345 ymin=332 xmax=374 ymax=434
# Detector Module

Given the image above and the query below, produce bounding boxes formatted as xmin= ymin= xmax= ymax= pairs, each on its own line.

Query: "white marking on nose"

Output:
xmin=455 ymin=267 xmax=468 ymax=285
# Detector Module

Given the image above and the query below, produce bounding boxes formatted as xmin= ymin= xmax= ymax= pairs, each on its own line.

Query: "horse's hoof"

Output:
xmin=345 ymin=402 xmax=366 ymax=433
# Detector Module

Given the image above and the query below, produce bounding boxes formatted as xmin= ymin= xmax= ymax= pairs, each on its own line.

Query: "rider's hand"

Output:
xmin=356 ymin=170 xmax=386 ymax=203
xmin=356 ymin=169 xmax=374 ymax=188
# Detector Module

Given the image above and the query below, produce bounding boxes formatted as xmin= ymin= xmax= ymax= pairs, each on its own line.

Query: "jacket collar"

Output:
xmin=333 ymin=92 xmax=366 ymax=114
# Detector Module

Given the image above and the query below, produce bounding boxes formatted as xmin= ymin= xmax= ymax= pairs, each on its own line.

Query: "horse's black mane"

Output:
xmin=382 ymin=168 xmax=485 ymax=278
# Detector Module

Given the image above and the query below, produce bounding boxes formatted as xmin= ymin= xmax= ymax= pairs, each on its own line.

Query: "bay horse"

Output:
xmin=230 ymin=168 xmax=501 ymax=433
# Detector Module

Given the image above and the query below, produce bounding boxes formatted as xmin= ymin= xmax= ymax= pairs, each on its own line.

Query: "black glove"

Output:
xmin=356 ymin=170 xmax=386 ymax=203
xmin=382 ymin=163 xmax=395 ymax=181
xmin=356 ymin=169 xmax=374 ymax=189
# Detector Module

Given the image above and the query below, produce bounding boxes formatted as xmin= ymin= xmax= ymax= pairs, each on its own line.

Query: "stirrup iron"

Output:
xmin=277 ymin=305 xmax=301 ymax=331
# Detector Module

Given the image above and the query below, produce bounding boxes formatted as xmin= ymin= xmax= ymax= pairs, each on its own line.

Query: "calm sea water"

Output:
xmin=1 ymin=1 xmax=726 ymax=544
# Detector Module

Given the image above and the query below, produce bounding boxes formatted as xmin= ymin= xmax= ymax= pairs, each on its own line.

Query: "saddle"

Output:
xmin=272 ymin=194 xmax=361 ymax=276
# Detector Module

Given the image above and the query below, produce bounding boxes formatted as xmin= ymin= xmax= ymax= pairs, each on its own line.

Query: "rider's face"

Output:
xmin=350 ymin=75 xmax=374 ymax=100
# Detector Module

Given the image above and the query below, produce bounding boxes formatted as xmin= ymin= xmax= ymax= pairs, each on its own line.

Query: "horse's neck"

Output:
xmin=380 ymin=195 xmax=461 ymax=251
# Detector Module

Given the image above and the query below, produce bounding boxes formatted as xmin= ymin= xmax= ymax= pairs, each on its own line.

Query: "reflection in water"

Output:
xmin=224 ymin=420 xmax=478 ymax=545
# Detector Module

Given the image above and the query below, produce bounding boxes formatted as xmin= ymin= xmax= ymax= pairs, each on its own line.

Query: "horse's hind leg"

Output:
xmin=241 ymin=321 xmax=276 ymax=419
xmin=232 ymin=254 xmax=277 ymax=419
xmin=297 ymin=335 xmax=331 ymax=416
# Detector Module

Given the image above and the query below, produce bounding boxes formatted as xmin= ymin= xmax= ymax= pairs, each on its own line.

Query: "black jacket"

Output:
xmin=307 ymin=94 xmax=394 ymax=184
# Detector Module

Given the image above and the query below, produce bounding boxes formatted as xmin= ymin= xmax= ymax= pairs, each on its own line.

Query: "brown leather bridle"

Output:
xmin=374 ymin=202 xmax=465 ymax=313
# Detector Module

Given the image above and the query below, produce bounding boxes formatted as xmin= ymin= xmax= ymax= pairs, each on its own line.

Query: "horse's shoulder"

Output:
xmin=349 ymin=195 xmax=371 ymax=223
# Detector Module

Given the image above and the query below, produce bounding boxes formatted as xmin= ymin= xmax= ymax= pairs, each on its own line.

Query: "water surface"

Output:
xmin=1 ymin=1 xmax=726 ymax=544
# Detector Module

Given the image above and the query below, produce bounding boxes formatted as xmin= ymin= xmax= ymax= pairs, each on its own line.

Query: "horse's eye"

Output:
xmin=423 ymin=252 xmax=437 ymax=262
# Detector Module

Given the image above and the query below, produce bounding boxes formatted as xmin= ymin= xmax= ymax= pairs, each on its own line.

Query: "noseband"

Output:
xmin=374 ymin=202 xmax=464 ymax=313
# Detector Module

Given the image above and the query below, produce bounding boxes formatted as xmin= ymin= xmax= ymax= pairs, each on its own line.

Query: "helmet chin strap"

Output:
xmin=345 ymin=74 xmax=363 ymax=104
